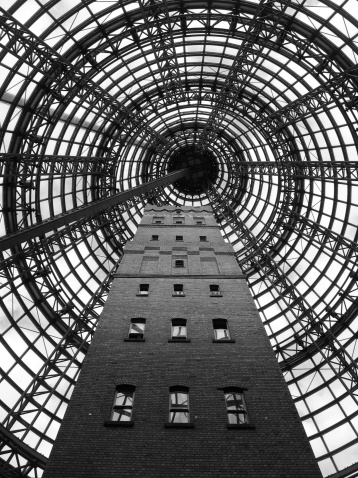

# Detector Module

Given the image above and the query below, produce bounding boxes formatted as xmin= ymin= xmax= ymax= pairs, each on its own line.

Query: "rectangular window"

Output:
xmin=151 ymin=235 xmax=159 ymax=241
xmin=173 ymin=216 xmax=185 ymax=224
xmin=199 ymin=236 xmax=207 ymax=242
xmin=210 ymin=284 xmax=222 ymax=296
xmin=153 ymin=216 xmax=164 ymax=224
xmin=213 ymin=319 xmax=231 ymax=340
xmin=171 ymin=318 xmax=187 ymax=339
xmin=138 ymin=284 xmax=149 ymax=296
xmin=194 ymin=216 xmax=205 ymax=225
xmin=175 ymin=259 xmax=185 ymax=268
xmin=224 ymin=389 xmax=249 ymax=425
xmin=169 ymin=388 xmax=189 ymax=423
xmin=128 ymin=318 xmax=146 ymax=339
xmin=176 ymin=235 xmax=183 ymax=241
xmin=173 ymin=284 xmax=185 ymax=296
xmin=111 ymin=386 xmax=135 ymax=422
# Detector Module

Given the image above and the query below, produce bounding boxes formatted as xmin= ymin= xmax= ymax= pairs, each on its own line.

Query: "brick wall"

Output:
xmin=43 ymin=206 xmax=322 ymax=477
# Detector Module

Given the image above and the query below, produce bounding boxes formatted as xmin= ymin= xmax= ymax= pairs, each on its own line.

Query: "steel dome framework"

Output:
xmin=1 ymin=0 xmax=358 ymax=476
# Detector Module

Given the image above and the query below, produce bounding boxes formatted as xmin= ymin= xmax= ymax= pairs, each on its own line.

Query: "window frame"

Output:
xmin=210 ymin=284 xmax=222 ymax=297
xmin=212 ymin=318 xmax=235 ymax=342
xmin=165 ymin=386 xmax=194 ymax=427
xmin=174 ymin=259 xmax=185 ymax=268
xmin=137 ymin=284 xmax=149 ymax=296
xmin=104 ymin=385 xmax=135 ymax=427
xmin=199 ymin=235 xmax=207 ymax=242
xmin=171 ymin=318 xmax=187 ymax=339
xmin=175 ymin=235 xmax=184 ymax=241
xmin=173 ymin=284 xmax=185 ymax=296
xmin=151 ymin=235 xmax=159 ymax=241
xmin=126 ymin=318 xmax=146 ymax=340
xmin=220 ymin=387 xmax=255 ymax=429
xmin=173 ymin=215 xmax=185 ymax=224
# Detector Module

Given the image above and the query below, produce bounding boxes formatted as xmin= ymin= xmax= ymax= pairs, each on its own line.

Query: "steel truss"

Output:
xmin=207 ymin=182 xmax=358 ymax=393
xmin=1 ymin=0 xmax=358 ymax=476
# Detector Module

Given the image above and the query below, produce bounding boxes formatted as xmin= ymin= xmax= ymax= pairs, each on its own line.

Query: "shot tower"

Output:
xmin=43 ymin=205 xmax=321 ymax=477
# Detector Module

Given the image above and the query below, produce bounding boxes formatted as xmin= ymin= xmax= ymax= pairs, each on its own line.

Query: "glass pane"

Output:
xmin=172 ymin=325 xmax=187 ymax=338
xmin=225 ymin=392 xmax=244 ymax=410
xmin=170 ymin=411 xmax=189 ymax=423
xmin=215 ymin=328 xmax=230 ymax=340
xmin=115 ymin=390 xmax=134 ymax=406
xmin=228 ymin=412 xmax=248 ymax=425
xmin=170 ymin=391 xmax=188 ymax=408
xmin=129 ymin=323 xmax=145 ymax=335
xmin=112 ymin=408 xmax=132 ymax=422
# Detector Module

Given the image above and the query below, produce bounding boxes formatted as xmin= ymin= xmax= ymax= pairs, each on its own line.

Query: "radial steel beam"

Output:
xmin=0 ymin=169 xmax=189 ymax=252
xmin=136 ymin=0 xmax=185 ymax=103
xmin=230 ymin=161 xmax=358 ymax=180
xmin=195 ymin=0 xmax=289 ymax=152
xmin=0 ymin=154 xmax=117 ymax=178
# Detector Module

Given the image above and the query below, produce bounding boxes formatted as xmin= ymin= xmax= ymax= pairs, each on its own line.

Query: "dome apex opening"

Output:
xmin=168 ymin=146 xmax=219 ymax=195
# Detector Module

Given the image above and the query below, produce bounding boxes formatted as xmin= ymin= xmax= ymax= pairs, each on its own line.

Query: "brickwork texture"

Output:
xmin=43 ymin=206 xmax=322 ymax=477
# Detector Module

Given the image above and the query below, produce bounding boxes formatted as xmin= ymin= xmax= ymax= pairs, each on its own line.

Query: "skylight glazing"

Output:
xmin=0 ymin=0 xmax=358 ymax=476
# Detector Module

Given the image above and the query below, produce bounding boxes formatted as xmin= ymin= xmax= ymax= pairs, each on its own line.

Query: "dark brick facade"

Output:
xmin=43 ymin=206 xmax=322 ymax=477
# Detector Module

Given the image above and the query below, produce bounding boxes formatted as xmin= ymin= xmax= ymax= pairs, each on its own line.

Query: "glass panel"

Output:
xmin=225 ymin=391 xmax=248 ymax=424
xmin=129 ymin=322 xmax=145 ymax=337
xmin=114 ymin=390 xmax=134 ymax=407
xmin=112 ymin=408 xmax=132 ymax=422
xmin=172 ymin=325 xmax=187 ymax=338
xmin=215 ymin=328 xmax=230 ymax=340
xmin=227 ymin=412 xmax=248 ymax=425
xmin=170 ymin=391 xmax=188 ymax=408
xmin=170 ymin=411 xmax=189 ymax=423
xmin=112 ymin=389 xmax=134 ymax=421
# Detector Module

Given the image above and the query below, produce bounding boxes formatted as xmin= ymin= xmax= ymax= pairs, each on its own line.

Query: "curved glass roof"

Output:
xmin=1 ymin=0 xmax=358 ymax=476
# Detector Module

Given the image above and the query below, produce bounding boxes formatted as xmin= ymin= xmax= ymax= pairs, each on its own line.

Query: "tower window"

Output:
xmin=138 ymin=284 xmax=149 ymax=296
xmin=110 ymin=385 xmax=135 ymax=422
xmin=173 ymin=284 xmax=185 ymax=296
xmin=223 ymin=388 xmax=249 ymax=425
xmin=213 ymin=319 xmax=231 ymax=340
xmin=173 ymin=216 xmax=184 ymax=224
xmin=175 ymin=260 xmax=185 ymax=268
xmin=151 ymin=235 xmax=159 ymax=241
xmin=153 ymin=216 xmax=164 ymax=224
xmin=128 ymin=318 xmax=146 ymax=339
xmin=194 ymin=216 xmax=205 ymax=225
xmin=169 ymin=387 xmax=190 ymax=423
xmin=171 ymin=318 xmax=187 ymax=339
xmin=176 ymin=235 xmax=183 ymax=241
xmin=199 ymin=236 xmax=207 ymax=242
xmin=210 ymin=284 xmax=222 ymax=297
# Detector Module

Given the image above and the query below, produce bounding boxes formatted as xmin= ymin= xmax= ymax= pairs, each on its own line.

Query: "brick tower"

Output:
xmin=43 ymin=205 xmax=322 ymax=477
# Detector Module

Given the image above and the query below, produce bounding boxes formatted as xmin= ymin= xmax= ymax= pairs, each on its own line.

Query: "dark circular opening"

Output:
xmin=168 ymin=146 xmax=219 ymax=195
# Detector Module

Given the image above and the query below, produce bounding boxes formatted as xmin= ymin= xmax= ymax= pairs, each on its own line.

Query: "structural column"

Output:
xmin=43 ymin=205 xmax=321 ymax=477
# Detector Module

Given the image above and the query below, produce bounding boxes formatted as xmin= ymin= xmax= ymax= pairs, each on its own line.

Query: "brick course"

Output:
xmin=43 ymin=206 xmax=322 ymax=477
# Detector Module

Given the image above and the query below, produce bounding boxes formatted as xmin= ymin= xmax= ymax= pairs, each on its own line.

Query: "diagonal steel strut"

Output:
xmin=0 ymin=169 xmax=189 ymax=252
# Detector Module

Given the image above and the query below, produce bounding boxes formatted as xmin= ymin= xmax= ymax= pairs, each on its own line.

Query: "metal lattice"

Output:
xmin=1 ymin=1 xmax=358 ymax=477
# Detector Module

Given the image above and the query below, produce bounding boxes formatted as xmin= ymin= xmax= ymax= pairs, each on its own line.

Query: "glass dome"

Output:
xmin=0 ymin=1 xmax=358 ymax=476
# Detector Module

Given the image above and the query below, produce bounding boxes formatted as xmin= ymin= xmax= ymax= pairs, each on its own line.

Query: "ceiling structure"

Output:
xmin=0 ymin=0 xmax=358 ymax=476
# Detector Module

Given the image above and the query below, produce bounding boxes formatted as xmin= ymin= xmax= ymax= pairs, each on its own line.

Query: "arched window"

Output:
xmin=128 ymin=318 xmax=146 ymax=339
xmin=171 ymin=318 xmax=187 ymax=339
xmin=110 ymin=385 xmax=135 ymax=422
xmin=169 ymin=386 xmax=190 ymax=423
xmin=223 ymin=388 xmax=249 ymax=425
